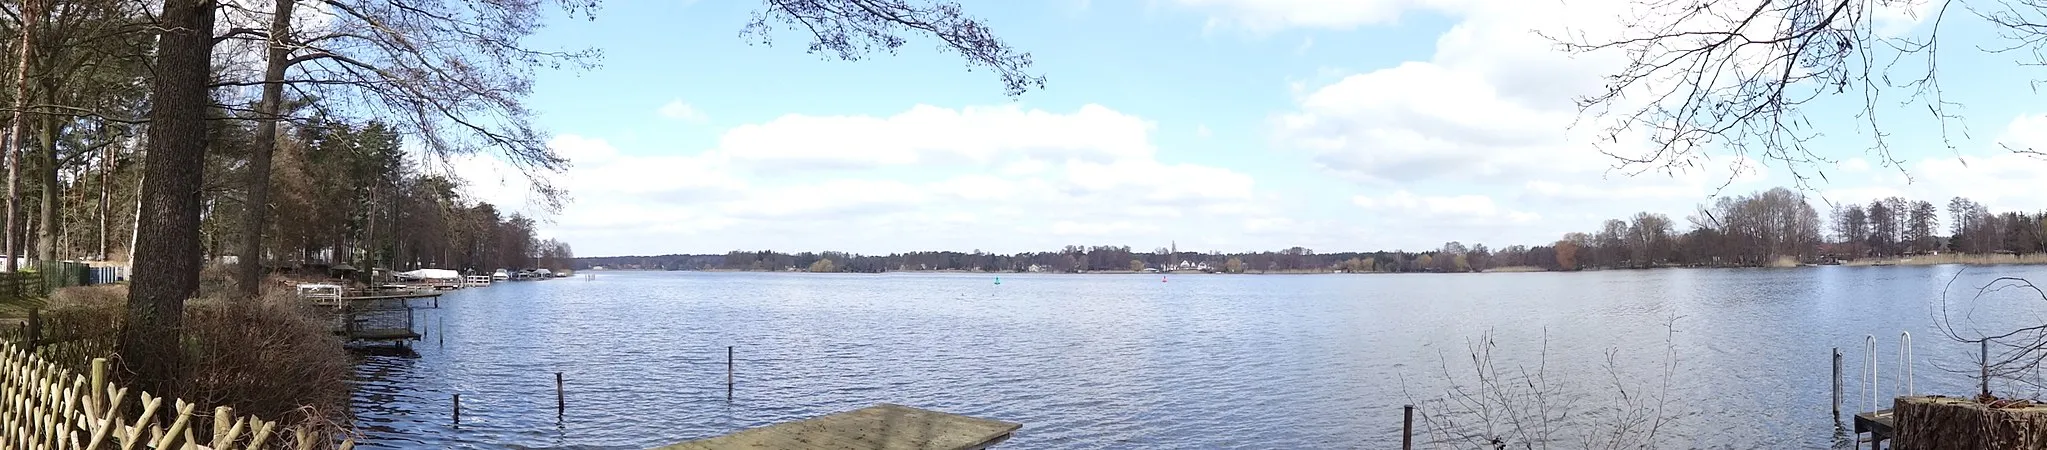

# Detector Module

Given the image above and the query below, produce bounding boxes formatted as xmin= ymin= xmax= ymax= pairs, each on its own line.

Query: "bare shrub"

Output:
xmin=1933 ymin=273 xmax=2047 ymax=400
xmin=184 ymin=288 xmax=354 ymax=442
xmin=34 ymin=285 xmax=126 ymax=371
xmin=1406 ymin=318 xmax=1681 ymax=449
xmin=24 ymin=283 xmax=355 ymax=447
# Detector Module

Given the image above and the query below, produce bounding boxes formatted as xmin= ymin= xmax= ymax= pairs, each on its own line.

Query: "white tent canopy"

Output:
xmin=398 ymin=269 xmax=461 ymax=280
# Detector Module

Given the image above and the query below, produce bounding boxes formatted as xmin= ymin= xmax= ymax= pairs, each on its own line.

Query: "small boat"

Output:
xmin=491 ymin=269 xmax=509 ymax=281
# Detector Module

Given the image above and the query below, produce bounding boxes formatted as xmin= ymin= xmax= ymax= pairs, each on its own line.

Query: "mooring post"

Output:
xmin=727 ymin=346 xmax=735 ymax=400
xmin=453 ymin=393 xmax=462 ymax=425
xmin=1982 ymin=339 xmax=1991 ymax=398
xmin=556 ymin=372 xmax=565 ymax=416
xmin=1402 ymin=404 xmax=1413 ymax=450
xmin=25 ymin=308 xmax=39 ymax=348
xmin=1832 ymin=347 xmax=1842 ymax=424
xmin=439 ymin=319 xmax=445 ymax=348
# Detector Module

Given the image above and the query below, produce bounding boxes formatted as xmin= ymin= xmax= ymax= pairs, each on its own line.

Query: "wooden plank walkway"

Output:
xmin=657 ymin=404 xmax=1020 ymax=450
xmin=339 ymin=291 xmax=443 ymax=302
xmin=348 ymin=329 xmax=421 ymax=340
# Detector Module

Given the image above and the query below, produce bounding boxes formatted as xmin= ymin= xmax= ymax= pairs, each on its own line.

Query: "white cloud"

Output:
xmin=1195 ymin=124 xmax=1213 ymax=139
xmin=1352 ymin=190 xmax=1541 ymax=224
xmin=1050 ymin=221 xmax=1161 ymax=236
xmin=1818 ymin=114 xmax=2047 ymax=215
xmin=1171 ymin=0 xmax=1447 ymax=30
xmin=1276 ymin=61 xmax=1581 ymax=184
xmin=1250 ymin=0 xmax=1814 ymax=249
xmin=1873 ymin=0 xmax=1940 ymax=37
xmin=536 ymin=105 xmax=1264 ymax=255
xmin=712 ymin=104 xmax=1154 ymax=171
xmin=658 ymin=99 xmax=708 ymax=123
xmin=719 ymin=179 xmax=929 ymax=220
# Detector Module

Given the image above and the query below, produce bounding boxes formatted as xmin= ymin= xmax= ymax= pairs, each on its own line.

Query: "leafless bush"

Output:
xmin=1406 ymin=318 xmax=1682 ymax=449
xmin=1933 ymin=273 xmax=2047 ymax=400
xmin=184 ymin=288 xmax=355 ymax=443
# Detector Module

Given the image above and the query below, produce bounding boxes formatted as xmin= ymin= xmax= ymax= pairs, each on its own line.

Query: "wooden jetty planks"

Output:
xmin=657 ymin=404 xmax=1020 ymax=450
xmin=337 ymin=291 xmax=443 ymax=302
xmin=347 ymin=329 xmax=421 ymax=340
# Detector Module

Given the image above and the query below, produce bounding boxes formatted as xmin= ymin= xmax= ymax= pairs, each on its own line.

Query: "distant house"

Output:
xmin=1168 ymin=260 xmax=1210 ymax=272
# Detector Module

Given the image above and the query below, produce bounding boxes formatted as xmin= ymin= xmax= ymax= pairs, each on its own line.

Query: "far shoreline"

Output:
xmin=583 ymin=257 xmax=2047 ymax=275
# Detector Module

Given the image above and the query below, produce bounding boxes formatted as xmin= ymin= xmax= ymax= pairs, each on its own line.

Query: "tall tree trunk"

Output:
xmin=234 ymin=0 xmax=294 ymax=297
xmin=3 ymin=0 xmax=41 ymax=272
xmin=119 ymin=0 xmax=216 ymax=397
xmin=36 ymin=112 xmax=56 ymax=263
xmin=126 ymin=165 xmax=140 ymax=263
xmin=96 ymin=144 xmax=111 ymax=260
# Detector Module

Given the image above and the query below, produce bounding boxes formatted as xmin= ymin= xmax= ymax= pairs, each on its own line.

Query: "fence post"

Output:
xmin=90 ymin=357 xmax=107 ymax=412
xmin=1402 ymin=404 xmax=1413 ymax=450
xmin=213 ymin=405 xmax=233 ymax=448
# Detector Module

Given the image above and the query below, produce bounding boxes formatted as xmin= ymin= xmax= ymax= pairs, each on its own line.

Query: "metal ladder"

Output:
xmin=1861 ymin=332 xmax=1914 ymax=413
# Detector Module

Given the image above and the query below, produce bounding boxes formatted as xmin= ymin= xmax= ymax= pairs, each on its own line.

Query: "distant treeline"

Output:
xmin=578 ymin=187 xmax=2047 ymax=274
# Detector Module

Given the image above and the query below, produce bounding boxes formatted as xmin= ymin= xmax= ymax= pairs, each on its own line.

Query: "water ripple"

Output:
xmin=350 ymin=269 xmax=2033 ymax=448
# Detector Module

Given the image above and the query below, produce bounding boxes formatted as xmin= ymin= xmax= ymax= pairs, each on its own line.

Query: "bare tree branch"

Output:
xmin=744 ymin=0 xmax=1046 ymax=97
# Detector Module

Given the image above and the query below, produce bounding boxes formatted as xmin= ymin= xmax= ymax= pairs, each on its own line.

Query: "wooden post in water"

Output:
xmin=1832 ymin=347 xmax=1842 ymax=424
xmin=1401 ymin=404 xmax=1413 ymax=450
xmin=453 ymin=393 xmax=461 ymax=424
xmin=727 ymin=346 xmax=735 ymax=400
xmin=1982 ymin=339 xmax=1991 ymax=398
xmin=556 ymin=372 xmax=565 ymax=416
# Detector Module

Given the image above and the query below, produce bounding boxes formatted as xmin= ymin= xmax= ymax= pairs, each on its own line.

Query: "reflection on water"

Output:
xmin=349 ymin=266 xmax=2045 ymax=448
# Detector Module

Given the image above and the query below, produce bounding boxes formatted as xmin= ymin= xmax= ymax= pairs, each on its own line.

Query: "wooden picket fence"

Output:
xmin=0 ymin=341 xmax=355 ymax=450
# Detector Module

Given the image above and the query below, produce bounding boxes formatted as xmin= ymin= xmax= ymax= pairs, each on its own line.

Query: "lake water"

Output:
xmin=349 ymin=266 xmax=2047 ymax=449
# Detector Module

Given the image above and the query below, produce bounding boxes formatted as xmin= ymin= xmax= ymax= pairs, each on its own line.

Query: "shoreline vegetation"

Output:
xmin=580 ymin=187 xmax=2047 ymax=276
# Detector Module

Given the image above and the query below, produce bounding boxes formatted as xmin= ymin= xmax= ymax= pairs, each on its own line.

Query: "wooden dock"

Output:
xmin=1853 ymin=409 xmax=1894 ymax=450
xmin=338 ymin=291 xmax=442 ymax=302
xmin=328 ymin=292 xmax=432 ymax=346
xmin=657 ymin=404 xmax=1020 ymax=450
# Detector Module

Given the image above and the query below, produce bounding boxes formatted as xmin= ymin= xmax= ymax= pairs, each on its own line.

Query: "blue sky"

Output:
xmin=448 ymin=0 xmax=2047 ymax=257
